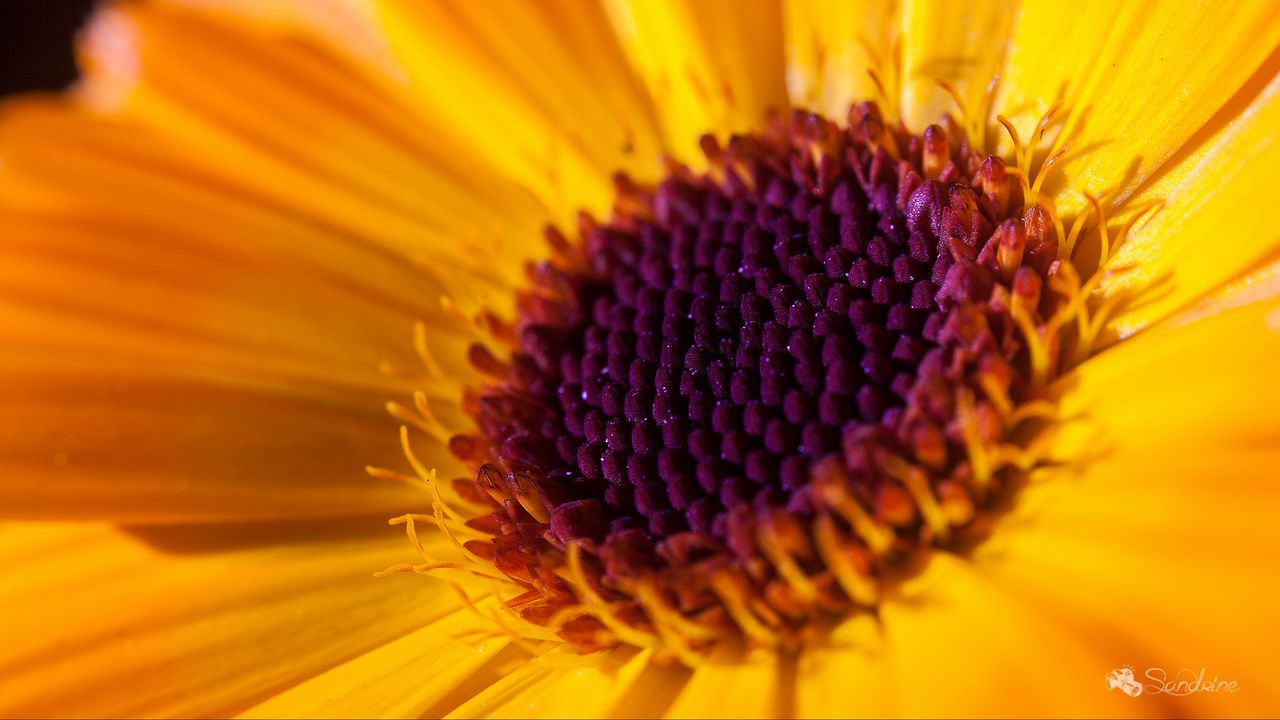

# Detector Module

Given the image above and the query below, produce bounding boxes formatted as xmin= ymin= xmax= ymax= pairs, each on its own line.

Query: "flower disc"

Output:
xmin=451 ymin=103 xmax=1072 ymax=655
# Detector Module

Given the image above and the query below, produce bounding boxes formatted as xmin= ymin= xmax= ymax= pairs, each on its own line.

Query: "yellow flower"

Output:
xmin=2 ymin=0 xmax=1280 ymax=717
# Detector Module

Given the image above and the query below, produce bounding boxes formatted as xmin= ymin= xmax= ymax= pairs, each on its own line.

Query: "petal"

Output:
xmin=996 ymin=0 xmax=1280 ymax=214
xmin=139 ymin=0 xmax=395 ymax=73
xmin=974 ymin=295 xmax=1280 ymax=716
xmin=793 ymin=615 xmax=894 ymax=719
xmin=238 ymin=609 xmax=512 ymax=719
xmin=0 ymin=109 xmax=477 ymax=522
xmin=1101 ymin=71 xmax=1280 ymax=338
xmin=442 ymin=648 xmax=664 ymax=720
xmin=68 ymin=3 xmax=550 ymax=285
xmin=0 ymin=520 xmax=457 ymax=718
xmin=784 ymin=0 xmax=1015 ymax=137
xmin=603 ymin=0 xmax=790 ymax=161
xmin=0 ymin=95 xmax=494 ymax=382
xmin=662 ymin=646 xmax=786 ymax=719
xmin=878 ymin=553 xmax=1158 ymax=718
xmin=783 ymin=0 xmax=897 ymax=118
xmin=898 ymin=0 xmax=1015 ymax=133
xmin=0 ymin=355 xmax=451 ymax=523
xmin=0 ymin=13 xmax=511 ymax=522
xmin=371 ymin=0 xmax=666 ymax=217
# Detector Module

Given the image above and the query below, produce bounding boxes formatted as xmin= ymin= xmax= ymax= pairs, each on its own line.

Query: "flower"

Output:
xmin=2 ymin=0 xmax=1280 ymax=717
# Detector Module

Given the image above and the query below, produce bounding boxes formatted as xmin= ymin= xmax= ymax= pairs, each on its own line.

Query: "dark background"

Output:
xmin=1 ymin=1 xmax=99 ymax=97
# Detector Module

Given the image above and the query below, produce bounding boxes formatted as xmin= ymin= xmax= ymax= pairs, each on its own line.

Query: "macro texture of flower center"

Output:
xmin=450 ymin=102 xmax=1069 ymax=656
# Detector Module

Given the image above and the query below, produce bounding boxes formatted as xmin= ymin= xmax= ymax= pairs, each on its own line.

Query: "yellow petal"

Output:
xmin=372 ymin=0 xmax=666 ymax=219
xmin=783 ymin=0 xmax=1012 ymax=138
xmin=239 ymin=609 xmax=511 ymax=719
xmin=442 ymin=648 xmax=661 ymax=719
xmin=0 ymin=200 xmax=447 ymax=388
xmin=1101 ymin=71 xmax=1280 ymax=338
xmin=783 ymin=0 xmax=897 ymax=119
xmin=972 ymin=294 xmax=1280 ymax=716
xmin=662 ymin=645 xmax=786 ymax=719
xmin=0 ymin=521 xmax=457 ymax=718
xmin=793 ymin=615 xmax=894 ymax=719
xmin=603 ymin=0 xmax=790 ymax=161
xmin=879 ymin=553 xmax=1156 ymax=718
xmin=898 ymin=0 xmax=1014 ymax=134
xmin=997 ymin=0 xmax=1280 ymax=215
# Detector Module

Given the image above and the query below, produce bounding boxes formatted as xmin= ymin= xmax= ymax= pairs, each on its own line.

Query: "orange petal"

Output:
xmin=0 ymin=355 xmax=460 ymax=522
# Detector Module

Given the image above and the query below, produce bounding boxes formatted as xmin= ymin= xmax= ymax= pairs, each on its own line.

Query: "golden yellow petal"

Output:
xmin=441 ymin=648 xmax=660 ymax=719
xmin=971 ymin=295 xmax=1280 ymax=717
xmin=997 ymin=0 xmax=1280 ymax=215
xmin=897 ymin=0 xmax=1014 ymax=133
xmin=0 ymin=96 xmax=484 ymax=522
xmin=0 ymin=201 xmax=446 ymax=388
xmin=603 ymin=0 xmax=790 ymax=161
xmin=238 ymin=609 xmax=511 ymax=719
xmin=793 ymin=615 xmax=893 ymax=719
xmin=1101 ymin=71 xmax=1280 ymax=338
xmin=662 ymin=645 xmax=786 ymax=719
xmin=783 ymin=0 xmax=897 ymax=118
xmin=0 ymin=521 xmax=457 ymax=718
xmin=371 ymin=0 xmax=666 ymax=219
xmin=878 ymin=553 xmax=1155 ymax=718
xmin=602 ymin=657 xmax=695 ymax=719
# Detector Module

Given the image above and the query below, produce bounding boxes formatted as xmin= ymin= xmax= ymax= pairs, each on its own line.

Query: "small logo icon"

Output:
xmin=1106 ymin=667 xmax=1144 ymax=697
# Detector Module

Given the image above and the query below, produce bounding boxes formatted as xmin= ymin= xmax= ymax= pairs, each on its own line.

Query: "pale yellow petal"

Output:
xmin=0 ymin=521 xmax=457 ymax=718
xmin=604 ymin=0 xmax=790 ymax=161
xmin=997 ymin=0 xmax=1280 ymax=214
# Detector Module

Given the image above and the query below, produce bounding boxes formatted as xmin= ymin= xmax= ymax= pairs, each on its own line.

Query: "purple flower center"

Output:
xmin=451 ymin=103 xmax=1064 ymax=652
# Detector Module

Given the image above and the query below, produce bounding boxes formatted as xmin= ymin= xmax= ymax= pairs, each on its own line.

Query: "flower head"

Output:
xmin=2 ymin=0 xmax=1280 ymax=717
